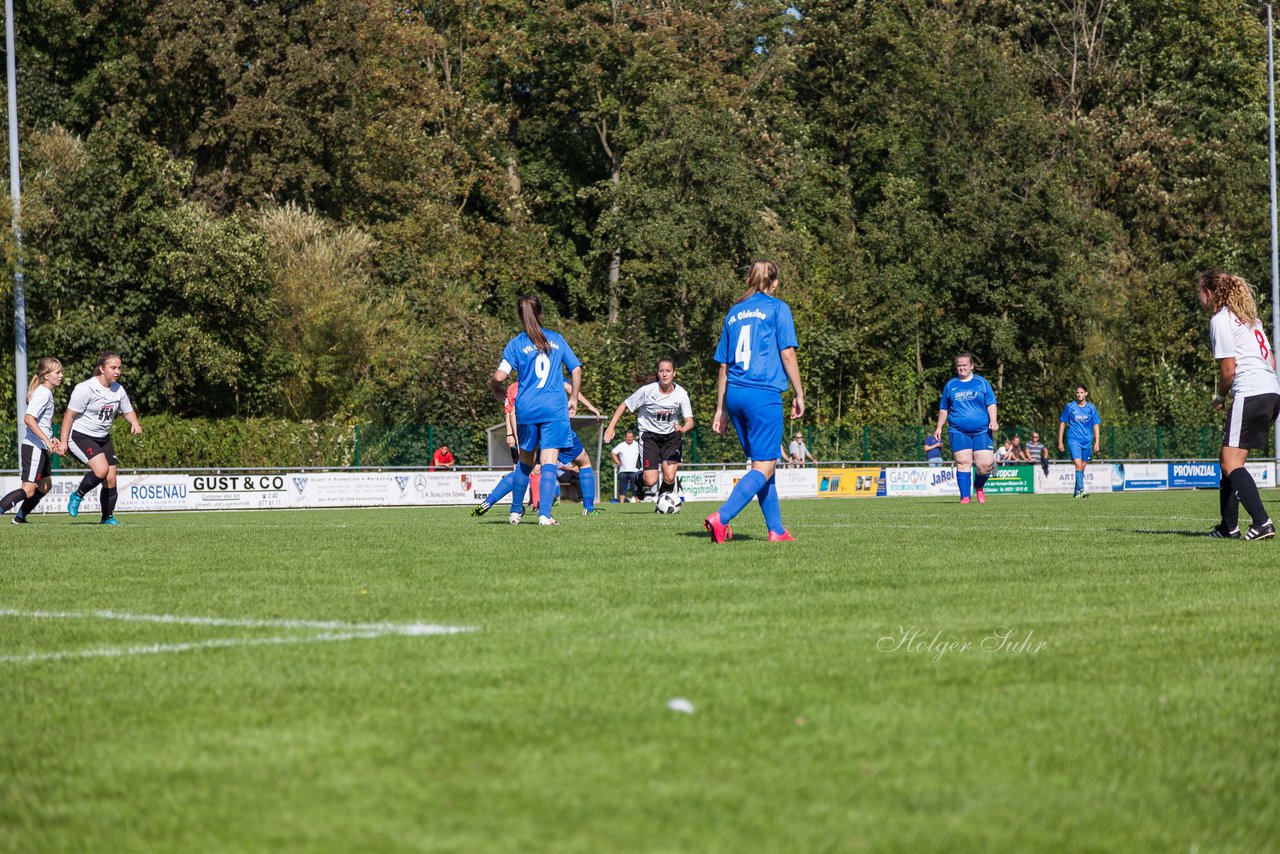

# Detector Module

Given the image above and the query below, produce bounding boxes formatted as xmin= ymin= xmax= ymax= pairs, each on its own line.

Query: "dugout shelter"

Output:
xmin=485 ymin=415 xmax=605 ymax=504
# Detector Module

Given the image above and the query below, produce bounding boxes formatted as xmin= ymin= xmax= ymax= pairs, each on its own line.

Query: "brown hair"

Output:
xmin=516 ymin=295 xmax=550 ymax=353
xmin=737 ymin=260 xmax=779 ymax=304
xmin=1198 ymin=271 xmax=1261 ymax=326
xmin=92 ymin=350 xmax=121 ymax=377
xmin=27 ymin=357 xmax=61 ymax=401
xmin=954 ymin=352 xmax=981 ymax=369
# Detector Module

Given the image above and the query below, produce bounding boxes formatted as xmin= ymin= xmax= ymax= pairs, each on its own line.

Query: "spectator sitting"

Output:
xmin=1010 ymin=435 xmax=1032 ymax=462
xmin=923 ymin=432 xmax=944 ymax=466
xmin=993 ymin=439 xmax=1014 ymax=464
xmin=431 ymin=445 xmax=455 ymax=470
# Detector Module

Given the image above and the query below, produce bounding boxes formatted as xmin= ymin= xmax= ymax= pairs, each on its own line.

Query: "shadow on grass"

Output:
xmin=675 ymin=530 xmax=761 ymax=541
xmin=1129 ymin=529 xmax=1218 ymax=538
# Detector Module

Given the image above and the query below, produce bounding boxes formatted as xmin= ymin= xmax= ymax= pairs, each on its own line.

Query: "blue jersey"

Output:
xmin=940 ymin=375 xmax=997 ymax=432
xmin=499 ymin=329 xmax=581 ymax=424
xmin=713 ymin=292 xmax=799 ymax=392
xmin=1060 ymin=401 xmax=1100 ymax=447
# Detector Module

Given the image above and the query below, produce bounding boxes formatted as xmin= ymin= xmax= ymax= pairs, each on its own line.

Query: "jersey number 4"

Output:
xmin=735 ymin=325 xmax=752 ymax=371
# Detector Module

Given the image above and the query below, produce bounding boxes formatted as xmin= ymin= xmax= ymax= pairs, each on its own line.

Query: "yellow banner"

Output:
xmin=817 ymin=467 xmax=881 ymax=498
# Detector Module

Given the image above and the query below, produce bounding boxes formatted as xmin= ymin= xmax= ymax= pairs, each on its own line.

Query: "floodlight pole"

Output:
xmin=1268 ymin=5 xmax=1280 ymax=459
xmin=5 ymin=0 xmax=25 ymax=458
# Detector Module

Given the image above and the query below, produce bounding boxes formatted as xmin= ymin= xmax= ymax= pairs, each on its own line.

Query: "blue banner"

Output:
xmin=1168 ymin=462 xmax=1220 ymax=489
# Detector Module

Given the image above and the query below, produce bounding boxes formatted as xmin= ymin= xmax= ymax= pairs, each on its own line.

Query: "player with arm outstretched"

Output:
xmin=603 ymin=358 xmax=694 ymax=508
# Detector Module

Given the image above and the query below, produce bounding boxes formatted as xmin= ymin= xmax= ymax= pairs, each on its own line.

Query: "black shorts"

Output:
xmin=19 ymin=444 xmax=52 ymax=483
xmin=1223 ymin=393 xmax=1280 ymax=449
xmin=68 ymin=430 xmax=119 ymax=467
xmin=640 ymin=431 xmax=683 ymax=470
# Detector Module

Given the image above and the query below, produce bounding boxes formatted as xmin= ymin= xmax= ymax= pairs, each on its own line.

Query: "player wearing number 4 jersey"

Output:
xmin=60 ymin=351 xmax=144 ymax=525
xmin=491 ymin=294 xmax=585 ymax=527
xmin=1 ymin=358 xmax=65 ymax=523
xmin=705 ymin=260 xmax=805 ymax=543
xmin=1199 ymin=271 xmax=1280 ymax=541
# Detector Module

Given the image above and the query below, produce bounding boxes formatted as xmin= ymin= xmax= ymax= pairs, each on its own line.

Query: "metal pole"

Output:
xmin=5 ymin=0 xmax=27 ymax=459
xmin=1269 ymin=5 xmax=1280 ymax=459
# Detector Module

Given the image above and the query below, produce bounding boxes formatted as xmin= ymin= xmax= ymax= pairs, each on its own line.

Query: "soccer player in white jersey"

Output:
xmin=1199 ymin=271 xmax=1280 ymax=540
xmin=59 ymin=351 xmax=144 ymax=526
xmin=603 ymin=357 xmax=694 ymax=506
xmin=1 ymin=357 xmax=65 ymax=523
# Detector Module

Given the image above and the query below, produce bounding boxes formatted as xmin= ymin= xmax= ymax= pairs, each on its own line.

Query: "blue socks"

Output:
xmin=579 ymin=467 xmax=596 ymax=512
xmin=538 ymin=464 xmax=558 ymax=517
xmin=974 ymin=471 xmax=989 ymax=492
xmin=486 ymin=471 xmax=517 ymax=507
xmin=1074 ymin=470 xmax=1084 ymax=494
xmin=510 ymin=461 xmax=533 ymax=514
xmin=756 ymin=475 xmax=784 ymax=534
xmin=957 ymin=470 xmax=972 ymax=499
xmin=718 ymin=469 xmax=767 ymax=524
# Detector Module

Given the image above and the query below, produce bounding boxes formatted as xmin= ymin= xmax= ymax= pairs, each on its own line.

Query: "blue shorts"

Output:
xmin=557 ymin=431 xmax=586 ymax=465
xmin=517 ymin=420 xmax=577 ymax=454
xmin=726 ymin=385 xmax=783 ymax=462
xmin=948 ymin=427 xmax=994 ymax=454
xmin=1068 ymin=441 xmax=1092 ymax=462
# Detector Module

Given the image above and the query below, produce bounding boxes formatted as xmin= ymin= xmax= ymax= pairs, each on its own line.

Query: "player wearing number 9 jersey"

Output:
xmin=705 ymin=260 xmax=805 ymax=543
xmin=1198 ymin=271 xmax=1280 ymax=540
xmin=59 ymin=350 xmax=144 ymax=525
xmin=492 ymin=294 xmax=582 ymax=527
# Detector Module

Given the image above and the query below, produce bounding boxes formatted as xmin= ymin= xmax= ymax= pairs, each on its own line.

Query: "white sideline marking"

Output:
xmin=0 ymin=608 xmax=474 ymax=665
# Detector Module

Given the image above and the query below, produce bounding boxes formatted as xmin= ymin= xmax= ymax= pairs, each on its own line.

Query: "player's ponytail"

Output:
xmin=92 ymin=350 xmax=121 ymax=377
xmin=517 ymin=295 xmax=550 ymax=354
xmin=26 ymin=357 xmax=61 ymax=402
xmin=1198 ymin=271 xmax=1261 ymax=326
xmin=737 ymin=260 xmax=779 ymax=305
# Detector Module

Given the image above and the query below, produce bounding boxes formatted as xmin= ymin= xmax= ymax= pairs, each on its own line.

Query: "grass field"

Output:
xmin=2 ymin=492 xmax=1278 ymax=852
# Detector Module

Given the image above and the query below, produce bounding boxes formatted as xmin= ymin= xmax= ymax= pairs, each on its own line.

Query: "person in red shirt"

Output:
xmin=431 ymin=445 xmax=455 ymax=470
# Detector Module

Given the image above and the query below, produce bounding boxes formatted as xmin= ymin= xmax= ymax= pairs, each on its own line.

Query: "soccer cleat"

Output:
xmin=508 ymin=512 xmax=523 ymax=525
xmin=100 ymin=517 xmax=122 ymax=526
xmin=704 ymin=512 xmax=732 ymax=544
xmin=1208 ymin=524 xmax=1241 ymax=539
xmin=537 ymin=516 xmax=558 ymax=526
xmin=584 ymin=508 xmax=604 ymax=516
xmin=975 ymin=489 xmax=987 ymax=504
xmin=768 ymin=530 xmax=796 ymax=542
xmin=67 ymin=493 xmax=82 ymax=517
xmin=11 ymin=516 xmax=28 ymax=524
xmin=959 ymin=497 xmax=971 ymax=505
xmin=471 ymin=502 xmax=491 ymax=517
xmin=1245 ymin=520 xmax=1275 ymax=541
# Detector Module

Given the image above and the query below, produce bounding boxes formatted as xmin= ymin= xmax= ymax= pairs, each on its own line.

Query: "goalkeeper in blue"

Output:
xmin=1057 ymin=385 xmax=1101 ymax=498
xmin=490 ymin=294 xmax=583 ymax=527
xmin=932 ymin=353 xmax=998 ymax=504
xmin=705 ymin=260 xmax=806 ymax=544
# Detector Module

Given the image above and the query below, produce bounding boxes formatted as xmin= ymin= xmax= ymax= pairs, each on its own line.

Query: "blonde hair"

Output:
xmin=1199 ymin=271 xmax=1261 ymax=326
xmin=737 ymin=260 xmax=779 ymax=304
xmin=27 ymin=357 xmax=62 ymax=401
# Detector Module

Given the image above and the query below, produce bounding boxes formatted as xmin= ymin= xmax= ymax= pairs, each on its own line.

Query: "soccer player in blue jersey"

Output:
xmin=932 ymin=353 xmax=998 ymax=504
xmin=1057 ymin=385 xmax=1101 ymax=498
xmin=705 ymin=260 xmax=805 ymax=543
xmin=491 ymin=295 xmax=583 ymax=527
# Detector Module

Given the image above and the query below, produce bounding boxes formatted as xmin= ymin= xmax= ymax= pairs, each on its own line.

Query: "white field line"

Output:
xmin=0 ymin=608 xmax=474 ymax=665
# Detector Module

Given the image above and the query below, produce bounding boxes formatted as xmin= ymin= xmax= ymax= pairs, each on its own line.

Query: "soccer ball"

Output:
xmin=655 ymin=493 xmax=683 ymax=514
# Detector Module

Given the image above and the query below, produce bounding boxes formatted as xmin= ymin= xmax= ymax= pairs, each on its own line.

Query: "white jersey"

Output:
xmin=22 ymin=385 xmax=56 ymax=449
xmin=1210 ymin=308 xmax=1280 ymax=397
xmin=67 ymin=377 xmax=134 ymax=439
xmin=625 ymin=382 xmax=693 ymax=435
xmin=612 ymin=441 xmax=641 ymax=472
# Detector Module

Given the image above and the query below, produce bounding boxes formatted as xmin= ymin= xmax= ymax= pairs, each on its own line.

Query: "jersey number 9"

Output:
xmin=534 ymin=353 xmax=551 ymax=388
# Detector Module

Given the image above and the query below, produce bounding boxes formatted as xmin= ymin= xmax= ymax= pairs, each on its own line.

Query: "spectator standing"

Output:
xmin=431 ymin=445 xmax=455 ymax=470
xmin=611 ymin=430 xmax=643 ymax=502
xmin=788 ymin=431 xmax=817 ymax=465
xmin=923 ymin=432 xmax=944 ymax=466
xmin=1025 ymin=432 xmax=1049 ymax=476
